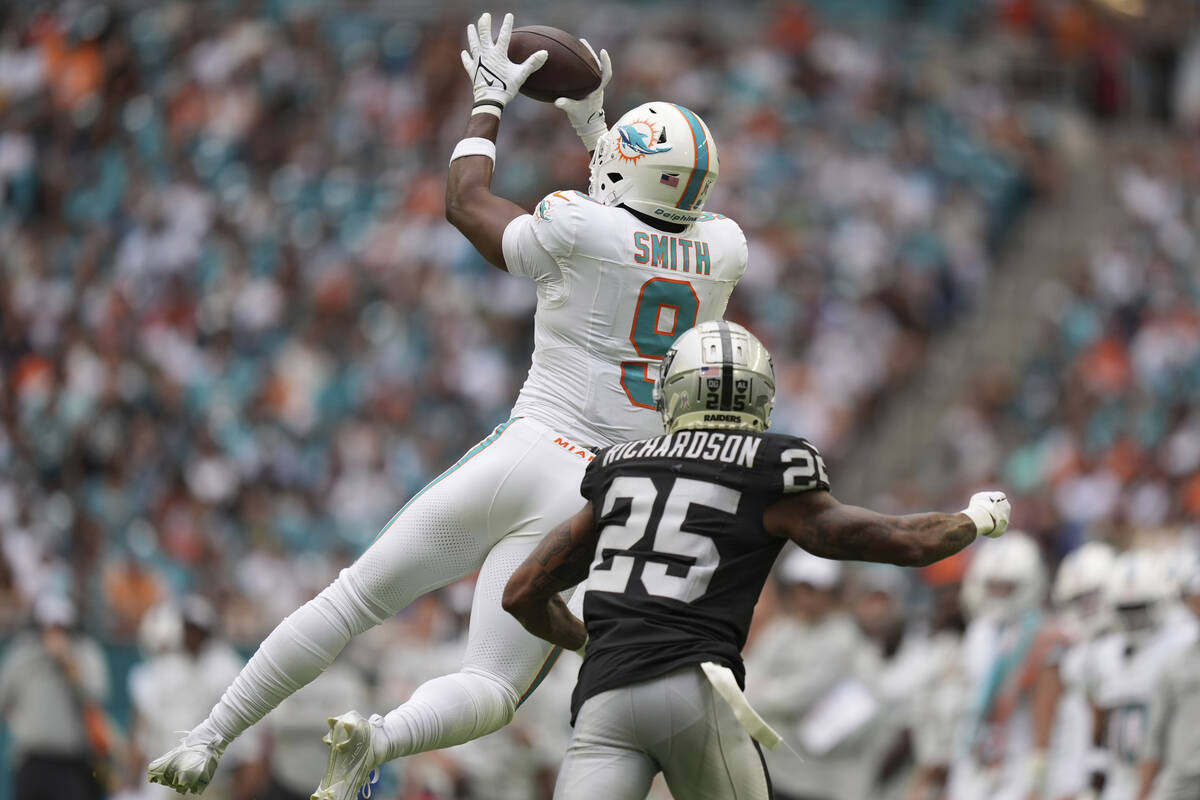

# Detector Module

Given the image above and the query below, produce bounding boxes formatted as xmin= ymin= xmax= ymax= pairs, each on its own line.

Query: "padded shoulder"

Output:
xmin=529 ymin=190 xmax=594 ymax=259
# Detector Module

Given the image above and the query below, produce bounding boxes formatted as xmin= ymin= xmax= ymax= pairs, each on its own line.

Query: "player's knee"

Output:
xmin=458 ymin=667 xmax=519 ymax=727
xmin=314 ymin=567 xmax=391 ymax=635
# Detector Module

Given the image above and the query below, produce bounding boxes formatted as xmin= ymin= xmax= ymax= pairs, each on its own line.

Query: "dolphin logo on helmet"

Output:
xmin=617 ymin=122 xmax=673 ymax=159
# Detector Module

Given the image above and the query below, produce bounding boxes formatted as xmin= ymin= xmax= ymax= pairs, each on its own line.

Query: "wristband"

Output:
xmin=449 ymin=137 xmax=497 ymax=166
xmin=961 ymin=506 xmax=992 ymax=535
xmin=472 ymin=99 xmax=504 ymax=118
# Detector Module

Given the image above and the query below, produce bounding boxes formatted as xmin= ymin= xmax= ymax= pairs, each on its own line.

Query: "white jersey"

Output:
xmin=1046 ymin=637 xmax=1096 ymax=798
xmin=1088 ymin=618 xmax=1199 ymax=800
xmin=130 ymin=642 xmax=259 ymax=799
xmin=949 ymin=616 xmax=1039 ymax=800
xmin=502 ymin=191 xmax=747 ymax=447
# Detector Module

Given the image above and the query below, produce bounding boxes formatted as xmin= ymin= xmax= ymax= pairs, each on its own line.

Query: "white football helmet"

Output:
xmin=138 ymin=601 xmax=183 ymax=656
xmin=1052 ymin=541 xmax=1116 ymax=639
xmin=654 ymin=320 xmax=775 ymax=433
xmin=961 ymin=531 xmax=1046 ymax=622
xmin=1105 ymin=550 xmax=1169 ymax=645
xmin=1157 ymin=544 xmax=1200 ymax=598
xmin=589 ymin=102 xmax=719 ymax=226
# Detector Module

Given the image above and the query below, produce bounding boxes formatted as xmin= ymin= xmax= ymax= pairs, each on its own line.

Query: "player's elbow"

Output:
xmin=445 ymin=195 xmax=466 ymax=228
xmin=444 ymin=186 xmax=484 ymax=230
xmin=500 ymin=580 xmax=534 ymax=622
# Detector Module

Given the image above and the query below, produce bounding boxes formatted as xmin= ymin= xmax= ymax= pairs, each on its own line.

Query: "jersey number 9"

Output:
xmin=621 ymin=277 xmax=699 ymax=409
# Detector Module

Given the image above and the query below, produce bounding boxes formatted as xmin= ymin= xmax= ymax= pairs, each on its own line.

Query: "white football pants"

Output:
xmin=555 ymin=665 xmax=772 ymax=800
xmin=195 ymin=417 xmax=594 ymax=762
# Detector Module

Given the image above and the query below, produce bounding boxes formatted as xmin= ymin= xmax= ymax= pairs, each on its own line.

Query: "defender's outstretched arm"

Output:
xmin=445 ymin=12 xmax=547 ymax=271
xmin=502 ymin=503 xmax=597 ymax=651
xmin=764 ymin=490 xmax=1009 ymax=567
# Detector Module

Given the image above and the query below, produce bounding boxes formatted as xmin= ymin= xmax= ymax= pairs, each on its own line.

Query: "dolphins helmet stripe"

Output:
xmin=671 ymin=104 xmax=710 ymax=211
xmin=717 ymin=321 xmax=734 ymax=409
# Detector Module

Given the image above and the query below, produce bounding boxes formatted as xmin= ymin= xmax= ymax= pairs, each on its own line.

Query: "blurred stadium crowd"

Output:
xmin=1 ymin=0 xmax=1199 ymax=798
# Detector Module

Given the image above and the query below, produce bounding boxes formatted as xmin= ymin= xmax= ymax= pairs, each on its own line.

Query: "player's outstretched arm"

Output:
xmin=763 ymin=490 xmax=1010 ymax=567
xmin=502 ymin=503 xmax=597 ymax=651
xmin=445 ymin=12 xmax=547 ymax=271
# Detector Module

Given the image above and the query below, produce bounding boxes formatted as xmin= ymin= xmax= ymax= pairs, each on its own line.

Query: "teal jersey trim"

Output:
xmin=368 ymin=418 xmax=517 ymax=545
xmin=672 ymin=104 xmax=710 ymax=211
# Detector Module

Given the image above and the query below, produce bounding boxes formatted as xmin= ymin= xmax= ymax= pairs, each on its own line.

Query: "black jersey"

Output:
xmin=571 ymin=428 xmax=830 ymax=721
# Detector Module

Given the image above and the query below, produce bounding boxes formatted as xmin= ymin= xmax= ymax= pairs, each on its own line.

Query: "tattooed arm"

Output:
xmin=762 ymin=490 xmax=980 ymax=567
xmin=502 ymin=503 xmax=597 ymax=651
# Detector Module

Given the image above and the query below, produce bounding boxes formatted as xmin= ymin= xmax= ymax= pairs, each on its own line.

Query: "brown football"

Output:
xmin=508 ymin=25 xmax=601 ymax=103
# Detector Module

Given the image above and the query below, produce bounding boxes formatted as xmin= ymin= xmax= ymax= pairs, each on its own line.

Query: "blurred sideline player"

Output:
xmin=904 ymin=581 xmax=969 ymax=800
xmin=949 ymin=532 xmax=1054 ymax=800
xmin=744 ymin=551 xmax=861 ymax=800
xmin=149 ymin=10 xmax=752 ymax=800
xmin=130 ymin=598 xmax=261 ymax=800
xmin=1086 ymin=550 xmax=1198 ymax=800
xmin=1029 ymin=542 xmax=1116 ymax=800
xmin=501 ymin=322 xmax=1013 ymax=800
xmin=1137 ymin=556 xmax=1200 ymax=800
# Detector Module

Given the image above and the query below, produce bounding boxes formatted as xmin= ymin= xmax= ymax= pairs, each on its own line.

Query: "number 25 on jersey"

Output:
xmin=621 ymin=277 xmax=699 ymax=409
xmin=587 ymin=476 xmax=738 ymax=603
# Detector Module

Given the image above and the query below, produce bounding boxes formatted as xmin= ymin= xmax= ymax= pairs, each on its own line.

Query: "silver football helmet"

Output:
xmin=653 ymin=320 xmax=775 ymax=433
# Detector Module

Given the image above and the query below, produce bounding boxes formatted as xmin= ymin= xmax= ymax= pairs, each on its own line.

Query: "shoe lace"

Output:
xmin=358 ymin=768 xmax=380 ymax=799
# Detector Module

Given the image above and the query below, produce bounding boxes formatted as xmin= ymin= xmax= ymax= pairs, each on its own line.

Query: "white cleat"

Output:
xmin=147 ymin=738 xmax=223 ymax=795
xmin=312 ymin=711 xmax=382 ymax=800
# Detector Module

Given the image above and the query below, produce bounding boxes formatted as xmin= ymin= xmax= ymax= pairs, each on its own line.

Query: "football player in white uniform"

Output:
xmin=950 ymin=532 xmax=1049 ymax=800
xmin=148 ymin=12 xmax=748 ymax=800
xmin=1086 ymin=550 xmax=1199 ymax=800
xmin=1030 ymin=542 xmax=1115 ymax=800
xmin=1138 ymin=555 xmax=1200 ymax=800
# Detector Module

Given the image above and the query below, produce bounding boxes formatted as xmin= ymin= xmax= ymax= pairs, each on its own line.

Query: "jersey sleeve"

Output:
xmin=1142 ymin=660 xmax=1173 ymax=762
xmin=501 ymin=191 xmax=584 ymax=281
xmin=727 ymin=218 xmax=749 ymax=282
xmin=755 ymin=434 xmax=832 ymax=502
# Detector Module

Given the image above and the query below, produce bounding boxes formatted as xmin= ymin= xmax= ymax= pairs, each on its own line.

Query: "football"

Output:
xmin=508 ymin=25 xmax=602 ymax=103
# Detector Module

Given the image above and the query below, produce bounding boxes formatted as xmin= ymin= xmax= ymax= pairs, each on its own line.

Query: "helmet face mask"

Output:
xmin=1053 ymin=541 xmax=1116 ymax=639
xmin=961 ymin=531 xmax=1046 ymax=623
xmin=589 ymin=102 xmax=720 ymax=226
xmin=1105 ymin=550 xmax=1169 ymax=647
xmin=654 ymin=321 xmax=774 ymax=434
xmin=1114 ymin=602 xmax=1158 ymax=637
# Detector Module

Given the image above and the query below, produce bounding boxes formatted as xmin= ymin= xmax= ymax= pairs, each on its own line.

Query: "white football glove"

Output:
xmin=553 ymin=39 xmax=612 ymax=153
xmin=962 ymin=491 xmax=1011 ymax=538
xmin=460 ymin=12 xmax=548 ymax=114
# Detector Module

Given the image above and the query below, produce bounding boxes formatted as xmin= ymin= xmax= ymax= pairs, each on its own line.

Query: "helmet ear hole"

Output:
xmin=607 ymin=172 xmax=622 ymax=183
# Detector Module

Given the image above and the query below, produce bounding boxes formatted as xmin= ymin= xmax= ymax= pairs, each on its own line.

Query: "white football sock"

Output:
xmin=375 ymin=669 xmax=518 ymax=762
xmin=188 ymin=488 xmax=489 ymax=749
xmin=197 ymin=570 xmax=386 ymax=746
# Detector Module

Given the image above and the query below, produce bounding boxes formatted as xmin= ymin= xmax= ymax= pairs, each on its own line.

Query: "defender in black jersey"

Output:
xmin=503 ymin=321 xmax=1011 ymax=800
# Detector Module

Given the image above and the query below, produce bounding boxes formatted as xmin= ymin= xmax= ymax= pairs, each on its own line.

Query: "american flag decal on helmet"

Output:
xmin=660 ymin=173 xmax=680 ymax=187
